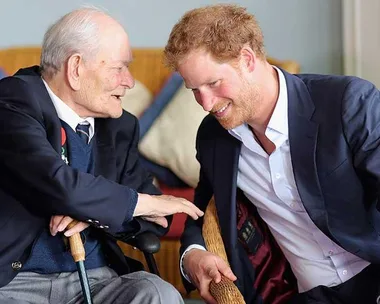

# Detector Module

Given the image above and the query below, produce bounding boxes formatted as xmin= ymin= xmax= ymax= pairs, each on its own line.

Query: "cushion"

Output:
xmin=121 ymin=80 xmax=152 ymax=117
xmin=139 ymin=80 xmax=208 ymax=188
xmin=139 ymin=73 xmax=183 ymax=138
xmin=120 ymin=76 xmax=187 ymax=187
xmin=138 ymin=73 xmax=188 ymax=187
xmin=0 ymin=68 xmax=6 ymax=80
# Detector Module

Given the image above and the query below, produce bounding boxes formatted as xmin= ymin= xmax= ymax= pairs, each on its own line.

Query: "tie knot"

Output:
xmin=76 ymin=123 xmax=90 ymax=144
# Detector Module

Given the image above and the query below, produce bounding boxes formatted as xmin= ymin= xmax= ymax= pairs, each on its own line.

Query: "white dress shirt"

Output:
xmin=228 ymin=67 xmax=369 ymax=292
xmin=181 ymin=67 xmax=370 ymax=292
xmin=42 ymin=79 xmax=95 ymax=141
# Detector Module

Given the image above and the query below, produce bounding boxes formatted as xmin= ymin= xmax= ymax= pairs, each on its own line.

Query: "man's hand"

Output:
xmin=49 ymin=215 xmax=89 ymax=237
xmin=134 ymin=194 xmax=204 ymax=227
xmin=183 ymin=249 xmax=237 ymax=304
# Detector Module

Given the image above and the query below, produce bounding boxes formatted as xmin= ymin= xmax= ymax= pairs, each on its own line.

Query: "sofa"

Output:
xmin=0 ymin=46 xmax=300 ymax=298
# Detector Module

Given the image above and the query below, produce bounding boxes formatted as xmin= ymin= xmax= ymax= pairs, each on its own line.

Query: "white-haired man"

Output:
xmin=0 ymin=7 xmax=203 ymax=304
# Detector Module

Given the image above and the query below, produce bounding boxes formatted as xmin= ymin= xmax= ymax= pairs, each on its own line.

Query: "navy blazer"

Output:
xmin=0 ymin=66 xmax=166 ymax=287
xmin=181 ymin=70 xmax=380 ymax=302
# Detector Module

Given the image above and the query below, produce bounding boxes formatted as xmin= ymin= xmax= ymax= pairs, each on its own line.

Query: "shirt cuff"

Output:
xmin=180 ymin=244 xmax=207 ymax=283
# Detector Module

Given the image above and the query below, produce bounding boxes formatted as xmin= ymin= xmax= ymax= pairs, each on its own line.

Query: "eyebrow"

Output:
xmin=115 ymin=57 xmax=133 ymax=65
xmin=122 ymin=59 xmax=132 ymax=66
xmin=185 ymin=79 xmax=217 ymax=90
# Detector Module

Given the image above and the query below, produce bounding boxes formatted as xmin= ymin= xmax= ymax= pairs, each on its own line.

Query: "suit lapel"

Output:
xmin=15 ymin=68 xmax=117 ymax=180
xmin=284 ymin=72 xmax=329 ymax=235
xmin=15 ymin=68 xmax=61 ymax=152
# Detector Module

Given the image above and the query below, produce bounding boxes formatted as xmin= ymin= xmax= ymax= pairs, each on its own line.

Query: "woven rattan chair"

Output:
xmin=202 ymin=196 xmax=246 ymax=304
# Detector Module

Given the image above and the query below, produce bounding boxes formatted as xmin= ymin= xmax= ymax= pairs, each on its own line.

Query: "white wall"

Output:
xmin=343 ymin=0 xmax=380 ymax=87
xmin=0 ymin=0 xmax=342 ymax=74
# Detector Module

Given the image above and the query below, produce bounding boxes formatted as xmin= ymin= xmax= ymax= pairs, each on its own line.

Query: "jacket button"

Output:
xmin=11 ymin=261 xmax=22 ymax=270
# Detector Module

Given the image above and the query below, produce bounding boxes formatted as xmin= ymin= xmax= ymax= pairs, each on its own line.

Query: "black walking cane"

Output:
xmin=67 ymin=220 xmax=93 ymax=304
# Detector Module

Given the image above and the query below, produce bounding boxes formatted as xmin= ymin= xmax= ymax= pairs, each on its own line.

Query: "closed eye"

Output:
xmin=208 ymin=80 xmax=220 ymax=88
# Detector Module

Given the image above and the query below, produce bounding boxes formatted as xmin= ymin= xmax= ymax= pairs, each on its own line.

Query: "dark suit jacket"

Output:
xmin=181 ymin=70 xmax=380 ymax=302
xmin=0 ymin=66 xmax=167 ymax=287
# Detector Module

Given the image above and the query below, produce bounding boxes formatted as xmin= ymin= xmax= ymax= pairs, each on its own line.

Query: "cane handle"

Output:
xmin=67 ymin=220 xmax=85 ymax=262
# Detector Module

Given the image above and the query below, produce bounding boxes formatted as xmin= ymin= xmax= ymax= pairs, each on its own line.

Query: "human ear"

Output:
xmin=240 ymin=47 xmax=256 ymax=73
xmin=66 ymin=53 xmax=82 ymax=91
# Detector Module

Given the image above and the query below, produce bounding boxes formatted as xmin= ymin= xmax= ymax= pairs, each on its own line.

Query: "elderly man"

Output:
xmin=0 ymin=7 xmax=203 ymax=304
xmin=164 ymin=4 xmax=380 ymax=304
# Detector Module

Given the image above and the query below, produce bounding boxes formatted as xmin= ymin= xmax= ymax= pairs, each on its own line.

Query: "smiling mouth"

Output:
xmin=212 ymin=103 xmax=230 ymax=118
xmin=112 ymin=95 xmax=122 ymax=100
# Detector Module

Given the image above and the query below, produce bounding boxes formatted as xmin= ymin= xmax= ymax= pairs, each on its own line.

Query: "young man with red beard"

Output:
xmin=165 ymin=4 xmax=380 ymax=304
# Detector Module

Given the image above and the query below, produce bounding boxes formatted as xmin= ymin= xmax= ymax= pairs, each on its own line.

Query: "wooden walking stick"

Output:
xmin=67 ymin=220 xmax=93 ymax=304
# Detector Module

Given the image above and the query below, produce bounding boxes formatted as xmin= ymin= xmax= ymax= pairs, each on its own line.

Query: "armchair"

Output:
xmin=124 ymin=232 xmax=161 ymax=276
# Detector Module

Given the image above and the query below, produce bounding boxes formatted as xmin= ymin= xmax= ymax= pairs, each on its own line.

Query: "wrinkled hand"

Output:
xmin=49 ymin=215 xmax=89 ymax=237
xmin=183 ymin=249 xmax=237 ymax=304
xmin=134 ymin=194 xmax=204 ymax=227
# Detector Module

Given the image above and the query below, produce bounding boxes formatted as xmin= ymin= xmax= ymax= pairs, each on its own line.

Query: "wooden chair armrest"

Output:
xmin=202 ymin=197 xmax=246 ymax=304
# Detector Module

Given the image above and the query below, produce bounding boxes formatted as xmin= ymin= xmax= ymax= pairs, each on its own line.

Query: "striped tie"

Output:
xmin=76 ymin=123 xmax=90 ymax=144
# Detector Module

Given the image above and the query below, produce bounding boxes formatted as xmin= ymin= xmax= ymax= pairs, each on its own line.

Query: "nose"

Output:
xmin=121 ymin=68 xmax=135 ymax=89
xmin=195 ymin=90 xmax=215 ymax=112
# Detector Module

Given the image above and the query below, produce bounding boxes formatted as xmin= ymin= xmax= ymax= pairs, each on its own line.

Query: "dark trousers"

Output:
xmin=290 ymin=264 xmax=380 ymax=304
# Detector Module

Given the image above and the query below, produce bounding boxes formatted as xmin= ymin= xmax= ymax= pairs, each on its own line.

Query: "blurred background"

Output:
xmin=1 ymin=0 xmax=343 ymax=75
xmin=2 ymin=0 xmax=378 ymax=85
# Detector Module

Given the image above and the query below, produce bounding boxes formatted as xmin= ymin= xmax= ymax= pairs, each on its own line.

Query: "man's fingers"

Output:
xmin=181 ymin=206 xmax=199 ymax=220
xmin=64 ymin=222 xmax=90 ymax=237
xmin=178 ymin=202 xmax=204 ymax=220
xmin=181 ymin=200 xmax=204 ymax=217
xmin=207 ymin=267 xmax=222 ymax=284
xmin=50 ymin=215 xmax=65 ymax=236
xmin=217 ymin=260 xmax=237 ymax=281
xmin=57 ymin=216 xmax=74 ymax=233
xmin=134 ymin=194 xmax=204 ymax=219
xmin=200 ymin=292 xmax=217 ymax=304
xmin=142 ymin=216 xmax=168 ymax=228
xmin=161 ymin=195 xmax=204 ymax=219
xmin=199 ymin=279 xmax=217 ymax=304
xmin=152 ymin=216 xmax=168 ymax=228
xmin=50 ymin=216 xmax=90 ymax=237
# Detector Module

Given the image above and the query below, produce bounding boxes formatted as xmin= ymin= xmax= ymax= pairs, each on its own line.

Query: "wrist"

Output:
xmin=133 ymin=193 xmax=151 ymax=217
xmin=180 ymin=245 xmax=207 ymax=282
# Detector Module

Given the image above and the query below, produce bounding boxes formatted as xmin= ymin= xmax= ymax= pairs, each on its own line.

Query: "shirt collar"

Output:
xmin=42 ymin=79 xmax=95 ymax=140
xmin=267 ymin=66 xmax=288 ymax=137
xmin=229 ymin=66 xmax=288 ymax=140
